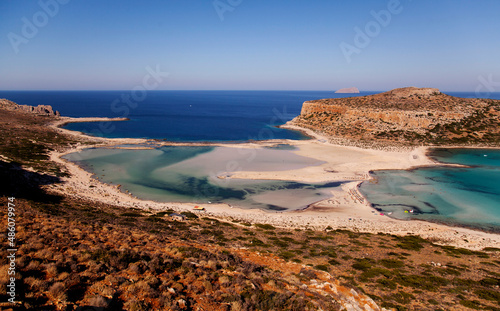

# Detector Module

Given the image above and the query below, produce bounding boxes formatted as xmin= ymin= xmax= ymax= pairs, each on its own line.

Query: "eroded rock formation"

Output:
xmin=0 ymin=98 xmax=60 ymax=116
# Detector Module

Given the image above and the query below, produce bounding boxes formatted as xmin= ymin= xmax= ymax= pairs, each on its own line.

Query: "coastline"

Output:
xmin=47 ymin=117 xmax=500 ymax=250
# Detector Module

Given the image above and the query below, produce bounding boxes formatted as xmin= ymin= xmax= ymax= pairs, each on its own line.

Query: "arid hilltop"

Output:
xmin=288 ymin=87 xmax=500 ymax=146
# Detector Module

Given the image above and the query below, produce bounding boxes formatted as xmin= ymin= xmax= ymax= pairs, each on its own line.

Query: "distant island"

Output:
xmin=288 ymin=87 xmax=500 ymax=147
xmin=335 ymin=87 xmax=359 ymax=93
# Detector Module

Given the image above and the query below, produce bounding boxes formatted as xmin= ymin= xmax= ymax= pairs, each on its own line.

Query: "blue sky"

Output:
xmin=1 ymin=0 xmax=499 ymax=91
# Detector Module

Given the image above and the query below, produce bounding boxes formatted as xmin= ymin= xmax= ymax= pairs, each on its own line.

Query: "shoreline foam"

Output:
xmin=47 ymin=117 xmax=500 ymax=250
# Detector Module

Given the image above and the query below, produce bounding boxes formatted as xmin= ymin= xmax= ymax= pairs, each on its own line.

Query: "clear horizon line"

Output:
xmin=0 ymin=89 xmax=491 ymax=93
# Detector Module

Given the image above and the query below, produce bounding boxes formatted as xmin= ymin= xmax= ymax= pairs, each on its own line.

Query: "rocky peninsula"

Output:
xmin=287 ymin=87 xmax=500 ymax=147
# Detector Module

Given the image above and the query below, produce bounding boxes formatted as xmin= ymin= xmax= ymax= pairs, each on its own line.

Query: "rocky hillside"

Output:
xmin=0 ymin=98 xmax=60 ymax=116
xmin=288 ymin=87 xmax=500 ymax=146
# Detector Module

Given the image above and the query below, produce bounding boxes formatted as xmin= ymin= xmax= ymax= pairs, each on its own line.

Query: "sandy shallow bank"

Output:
xmin=47 ymin=118 xmax=500 ymax=250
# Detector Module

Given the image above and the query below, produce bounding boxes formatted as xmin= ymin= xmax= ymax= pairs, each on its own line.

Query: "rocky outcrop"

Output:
xmin=335 ymin=87 xmax=359 ymax=93
xmin=0 ymin=98 xmax=60 ymax=116
xmin=289 ymin=87 xmax=500 ymax=146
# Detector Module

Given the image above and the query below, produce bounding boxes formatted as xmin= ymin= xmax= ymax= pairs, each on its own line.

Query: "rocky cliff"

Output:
xmin=0 ymin=98 xmax=60 ymax=117
xmin=288 ymin=87 xmax=500 ymax=146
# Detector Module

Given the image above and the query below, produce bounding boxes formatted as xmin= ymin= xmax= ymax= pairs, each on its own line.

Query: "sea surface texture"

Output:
xmin=0 ymin=90 xmax=374 ymax=141
xmin=359 ymin=148 xmax=500 ymax=232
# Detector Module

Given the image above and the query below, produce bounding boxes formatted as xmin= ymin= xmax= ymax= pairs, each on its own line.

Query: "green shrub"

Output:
xmin=479 ymin=278 xmax=500 ymax=287
xmin=376 ymin=278 xmax=397 ymax=290
xmin=360 ymin=268 xmax=393 ymax=280
xmin=483 ymin=247 xmax=500 ymax=252
xmin=459 ymin=299 xmax=482 ymax=309
xmin=395 ymin=235 xmax=427 ymax=251
xmin=120 ymin=212 xmax=143 ymax=217
xmin=255 ymin=224 xmax=275 ymax=230
xmin=279 ymin=251 xmax=296 ymax=260
xmin=379 ymin=259 xmax=405 ymax=269
xmin=427 ymin=298 xmax=439 ymax=305
xmin=394 ymin=274 xmax=448 ymax=291
xmin=474 ymin=288 xmax=500 ymax=301
xmin=180 ymin=211 xmax=198 ymax=219
xmin=352 ymin=258 xmax=375 ymax=271
xmin=314 ymin=265 xmax=329 ymax=272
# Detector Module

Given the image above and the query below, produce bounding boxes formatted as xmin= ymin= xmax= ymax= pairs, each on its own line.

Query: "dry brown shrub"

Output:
xmin=219 ymin=275 xmax=230 ymax=285
xmin=26 ymin=260 xmax=41 ymax=271
xmin=26 ymin=277 xmax=49 ymax=292
xmin=56 ymin=272 xmax=70 ymax=281
xmin=14 ymin=256 xmax=28 ymax=269
xmin=18 ymin=244 xmax=30 ymax=254
xmin=0 ymin=265 xmax=10 ymax=284
xmin=89 ymin=282 xmax=115 ymax=298
xmin=35 ymin=248 xmax=54 ymax=260
xmin=86 ymin=260 xmax=101 ymax=273
xmin=207 ymin=260 xmax=217 ymax=270
xmin=28 ymin=239 xmax=45 ymax=250
xmin=171 ymin=281 xmax=184 ymax=292
xmin=88 ymin=295 xmax=109 ymax=308
xmin=44 ymin=263 xmax=58 ymax=277
xmin=49 ymin=282 xmax=67 ymax=301
xmin=77 ymin=251 xmax=92 ymax=262
xmin=104 ymin=274 xmax=118 ymax=285
xmin=144 ymin=275 xmax=160 ymax=288
xmin=128 ymin=262 xmax=142 ymax=274
xmin=231 ymin=301 xmax=243 ymax=311
xmin=53 ymin=253 xmax=64 ymax=262
xmin=124 ymin=298 xmax=149 ymax=311
xmin=127 ymin=280 xmax=152 ymax=296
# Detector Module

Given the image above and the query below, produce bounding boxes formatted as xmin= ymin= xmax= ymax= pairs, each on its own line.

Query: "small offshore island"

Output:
xmin=1 ymin=88 xmax=500 ymax=310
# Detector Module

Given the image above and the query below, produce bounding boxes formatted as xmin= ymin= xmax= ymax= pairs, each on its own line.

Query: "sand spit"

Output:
xmin=47 ymin=118 xmax=500 ymax=251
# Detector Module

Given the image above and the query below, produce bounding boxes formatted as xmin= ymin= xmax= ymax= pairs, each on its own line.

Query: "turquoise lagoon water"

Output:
xmin=359 ymin=149 xmax=500 ymax=232
xmin=64 ymin=146 xmax=342 ymax=211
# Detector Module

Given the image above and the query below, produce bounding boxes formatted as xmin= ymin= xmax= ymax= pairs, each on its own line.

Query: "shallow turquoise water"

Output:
xmin=359 ymin=149 xmax=500 ymax=232
xmin=64 ymin=146 xmax=342 ymax=211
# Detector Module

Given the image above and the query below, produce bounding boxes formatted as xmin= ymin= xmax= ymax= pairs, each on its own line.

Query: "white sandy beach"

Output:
xmin=46 ymin=117 xmax=500 ymax=250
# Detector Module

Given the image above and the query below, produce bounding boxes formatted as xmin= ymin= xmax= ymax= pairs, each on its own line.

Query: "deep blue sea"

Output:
xmin=2 ymin=90 xmax=499 ymax=229
xmin=0 ymin=90 xmax=375 ymax=141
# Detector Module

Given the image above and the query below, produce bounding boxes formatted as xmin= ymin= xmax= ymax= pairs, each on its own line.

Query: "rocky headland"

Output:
xmin=0 ymin=98 xmax=60 ymax=116
xmin=287 ymin=87 xmax=500 ymax=147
